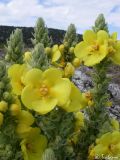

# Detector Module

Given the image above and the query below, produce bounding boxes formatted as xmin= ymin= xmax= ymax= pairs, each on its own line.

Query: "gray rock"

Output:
xmin=72 ymin=66 xmax=120 ymax=120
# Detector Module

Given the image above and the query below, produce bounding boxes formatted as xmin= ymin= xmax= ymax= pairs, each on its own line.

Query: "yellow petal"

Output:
xmin=94 ymin=144 xmax=108 ymax=155
xmin=43 ymin=68 xmax=63 ymax=85
xmin=21 ymin=85 xmax=42 ymax=109
xmin=62 ymin=83 xmax=87 ymax=112
xmin=22 ymin=85 xmax=57 ymax=114
xmin=16 ymin=124 xmax=32 ymax=138
xmin=31 ymin=98 xmax=57 ymax=114
xmin=52 ymin=44 xmax=59 ymax=52
xmin=24 ymin=69 xmax=43 ymax=86
xmin=84 ymin=44 xmax=108 ymax=66
xmin=50 ymin=78 xmax=71 ymax=106
xmin=97 ymin=30 xmax=109 ymax=44
xmin=83 ymin=30 xmax=96 ymax=44
xmin=11 ymin=81 xmax=24 ymax=95
xmin=8 ymin=64 xmax=27 ymax=82
xmin=52 ymin=50 xmax=61 ymax=62
xmin=8 ymin=64 xmax=27 ymax=95
xmin=74 ymin=41 xmax=89 ymax=59
xmin=18 ymin=110 xmax=34 ymax=126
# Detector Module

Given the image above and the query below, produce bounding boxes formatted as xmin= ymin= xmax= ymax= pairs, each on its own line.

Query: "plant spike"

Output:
xmin=5 ymin=28 xmax=24 ymax=64
xmin=63 ymin=23 xmax=78 ymax=47
xmin=92 ymin=13 xmax=109 ymax=33
xmin=31 ymin=17 xmax=52 ymax=47
xmin=28 ymin=43 xmax=49 ymax=70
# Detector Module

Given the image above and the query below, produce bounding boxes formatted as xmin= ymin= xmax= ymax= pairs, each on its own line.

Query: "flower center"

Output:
xmin=26 ymin=143 xmax=33 ymax=151
xmin=109 ymin=144 xmax=115 ymax=152
xmin=40 ymin=84 xmax=49 ymax=97
xmin=88 ymin=44 xmax=99 ymax=52
xmin=26 ymin=143 xmax=36 ymax=153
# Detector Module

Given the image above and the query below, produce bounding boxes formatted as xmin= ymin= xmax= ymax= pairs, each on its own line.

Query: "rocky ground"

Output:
xmin=72 ymin=65 xmax=120 ymax=121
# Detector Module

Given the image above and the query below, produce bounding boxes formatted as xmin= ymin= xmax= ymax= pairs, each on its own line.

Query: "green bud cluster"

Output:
xmin=31 ymin=17 xmax=52 ymax=47
xmin=0 ymin=144 xmax=23 ymax=160
xmin=92 ymin=13 xmax=109 ymax=33
xmin=42 ymin=148 xmax=56 ymax=160
xmin=63 ymin=24 xmax=78 ymax=62
xmin=38 ymin=108 xmax=76 ymax=160
xmin=28 ymin=43 xmax=49 ymax=70
xmin=0 ymin=61 xmax=13 ymax=103
xmin=5 ymin=28 xmax=24 ymax=64
xmin=63 ymin=24 xmax=78 ymax=47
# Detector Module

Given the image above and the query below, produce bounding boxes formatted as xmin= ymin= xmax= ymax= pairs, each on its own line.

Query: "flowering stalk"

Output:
xmin=0 ymin=61 xmax=22 ymax=160
xmin=63 ymin=24 xmax=78 ymax=62
xmin=31 ymin=17 xmax=52 ymax=47
xmin=75 ymin=14 xmax=112 ymax=160
xmin=5 ymin=29 xmax=24 ymax=64
xmin=28 ymin=43 xmax=49 ymax=70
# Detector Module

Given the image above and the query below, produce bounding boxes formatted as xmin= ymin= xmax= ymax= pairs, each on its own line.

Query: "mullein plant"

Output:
xmin=4 ymin=18 xmax=87 ymax=160
xmin=74 ymin=14 xmax=120 ymax=160
xmin=5 ymin=28 xmax=24 ymax=64
xmin=7 ymin=61 xmax=87 ymax=160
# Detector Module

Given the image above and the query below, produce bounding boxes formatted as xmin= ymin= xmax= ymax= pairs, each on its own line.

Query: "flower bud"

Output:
xmin=64 ymin=63 xmax=75 ymax=78
xmin=72 ymin=58 xmax=81 ymax=67
xmin=64 ymin=41 xmax=69 ymax=48
xmin=45 ymin=47 xmax=51 ymax=55
xmin=3 ymin=92 xmax=12 ymax=102
xmin=5 ymin=54 xmax=11 ymax=61
xmin=88 ymin=100 xmax=94 ymax=107
xmin=0 ymin=101 xmax=8 ymax=112
xmin=59 ymin=44 xmax=64 ymax=53
xmin=10 ymin=104 xmax=21 ymax=116
xmin=69 ymin=47 xmax=74 ymax=54
xmin=24 ymin=52 xmax=32 ymax=61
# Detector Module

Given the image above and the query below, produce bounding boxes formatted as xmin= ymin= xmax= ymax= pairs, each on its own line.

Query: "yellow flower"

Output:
xmin=16 ymin=110 xmax=35 ymax=138
xmin=62 ymin=83 xmax=87 ymax=112
xmin=21 ymin=127 xmax=47 ymax=160
xmin=51 ymin=45 xmax=61 ymax=62
xmin=108 ymin=32 xmax=120 ymax=65
xmin=21 ymin=68 xmax=71 ymax=114
xmin=64 ymin=63 xmax=75 ymax=78
xmin=0 ymin=101 xmax=8 ymax=112
xmin=74 ymin=30 xmax=109 ymax=66
xmin=8 ymin=64 xmax=28 ymax=95
xmin=89 ymin=131 xmax=120 ymax=159
xmin=24 ymin=52 xmax=32 ymax=62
